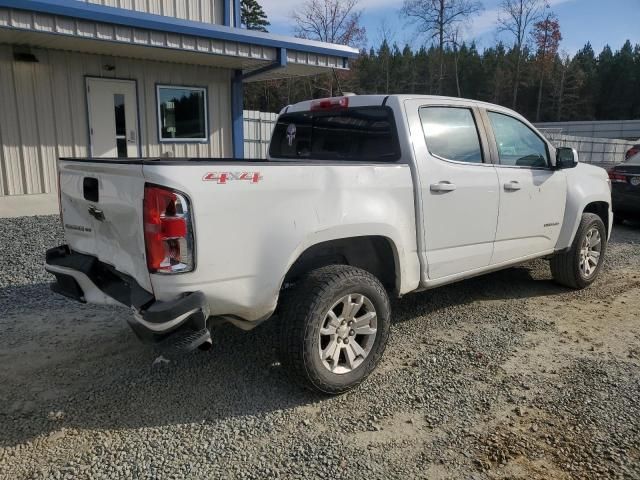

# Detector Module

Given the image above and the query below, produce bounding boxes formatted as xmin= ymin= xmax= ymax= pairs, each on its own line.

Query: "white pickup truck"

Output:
xmin=46 ymin=95 xmax=612 ymax=394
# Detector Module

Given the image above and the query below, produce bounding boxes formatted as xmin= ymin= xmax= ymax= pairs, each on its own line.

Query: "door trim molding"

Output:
xmin=85 ymin=76 xmax=141 ymax=158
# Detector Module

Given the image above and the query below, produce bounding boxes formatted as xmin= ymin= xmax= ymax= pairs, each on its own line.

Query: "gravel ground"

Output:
xmin=0 ymin=216 xmax=639 ymax=479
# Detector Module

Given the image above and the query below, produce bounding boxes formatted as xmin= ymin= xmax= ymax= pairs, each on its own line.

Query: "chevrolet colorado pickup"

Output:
xmin=46 ymin=95 xmax=613 ymax=394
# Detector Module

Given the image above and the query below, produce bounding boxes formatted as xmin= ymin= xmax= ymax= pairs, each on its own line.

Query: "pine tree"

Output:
xmin=241 ymin=0 xmax=270 ymax=32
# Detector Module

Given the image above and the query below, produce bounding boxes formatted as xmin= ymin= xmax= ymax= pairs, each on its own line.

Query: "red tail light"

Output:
xmin=143 ymin=185 xmax=194 ymax=274
xmin=310 ymin=96 xmax=349 ymax=111
xmin=608 ymin=170 xmax=627 ymax=183
xmin=625 ymin=147 xmax=639 ymax=159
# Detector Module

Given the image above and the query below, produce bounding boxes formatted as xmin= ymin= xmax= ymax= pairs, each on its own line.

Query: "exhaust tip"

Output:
xmin=197 ymin=339 xmax=213 ymax=351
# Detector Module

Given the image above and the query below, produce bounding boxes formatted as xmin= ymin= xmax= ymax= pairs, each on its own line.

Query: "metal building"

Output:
xmin=0 ymin=0 xmax=357 ymax=215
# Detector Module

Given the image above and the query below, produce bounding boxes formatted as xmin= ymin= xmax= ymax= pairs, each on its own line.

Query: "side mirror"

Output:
xmin=555 ymin=147 xmax=578 ymax=169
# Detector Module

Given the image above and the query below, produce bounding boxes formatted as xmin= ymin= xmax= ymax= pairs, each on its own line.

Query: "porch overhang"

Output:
xmin=0 ymin=0 xmax=359 ymax=82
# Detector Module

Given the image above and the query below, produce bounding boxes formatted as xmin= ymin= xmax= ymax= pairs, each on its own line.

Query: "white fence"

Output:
xmin=542 ymin=132 xmax=634 ymax=169
xmin=243 ymin=110 xmax=277 ymax=159
xmin=535 ymin=120 xmax=640 ymax=141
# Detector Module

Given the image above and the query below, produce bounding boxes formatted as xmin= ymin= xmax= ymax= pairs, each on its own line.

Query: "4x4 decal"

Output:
xmin=203 ymin=172 xmax=263 ymax=184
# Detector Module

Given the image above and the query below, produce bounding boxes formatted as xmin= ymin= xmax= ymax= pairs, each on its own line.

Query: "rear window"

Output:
xmin=269 ymin=106 xmax=401 ymax=161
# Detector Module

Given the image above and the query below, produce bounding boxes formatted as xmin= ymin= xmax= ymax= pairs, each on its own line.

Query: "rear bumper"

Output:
xmin=45 ymin=245 xmax=210 ymax=348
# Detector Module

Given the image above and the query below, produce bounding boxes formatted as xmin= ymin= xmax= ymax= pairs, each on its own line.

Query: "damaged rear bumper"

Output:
xmin=45 ymin=245 xmax=210 ymax=350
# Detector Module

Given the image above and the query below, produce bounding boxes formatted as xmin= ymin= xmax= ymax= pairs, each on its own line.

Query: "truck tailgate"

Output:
xmin=59 ymin=160 xmax=152 ymax=292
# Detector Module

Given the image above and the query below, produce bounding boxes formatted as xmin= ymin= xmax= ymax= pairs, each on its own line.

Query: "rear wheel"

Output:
xmin=550 ymin=213 xmax=606 ymax=289
xmin=278 ymin=265 xmax=391 ymax=395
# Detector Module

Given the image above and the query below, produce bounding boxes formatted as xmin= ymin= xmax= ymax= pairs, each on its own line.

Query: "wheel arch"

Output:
xmin=280 ymin=234 xmax=402 ymax=296
xmin=583 ymin=201 xmax=610 ymax=236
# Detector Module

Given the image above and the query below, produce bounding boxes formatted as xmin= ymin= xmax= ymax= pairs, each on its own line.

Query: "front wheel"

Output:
xmin=550 ymin=213 xmax=607 ymax=289
xmin=278 ymin=265 xmax=391 ymax=395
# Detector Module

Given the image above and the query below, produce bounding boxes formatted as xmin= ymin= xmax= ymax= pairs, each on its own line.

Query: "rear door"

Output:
xmin=481 ymin=109 xmax=566 ymax=264
xmin=405 ymin=99 xmax=500 ymax=280
xmin=59 ymin=160 xmax=151 ymax=291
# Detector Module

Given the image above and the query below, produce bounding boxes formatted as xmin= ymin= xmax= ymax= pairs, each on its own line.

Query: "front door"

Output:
xmin=482 ymin=109 xmax=567 ymax=264
xmin=405 ymin=100 xmax=500 ymax=281
xmin=86 ymin=78 xmax=139 ymax=158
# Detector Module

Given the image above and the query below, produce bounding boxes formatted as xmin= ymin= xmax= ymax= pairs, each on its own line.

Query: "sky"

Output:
xmin=259 ymin=0 xmax=640 ymax=55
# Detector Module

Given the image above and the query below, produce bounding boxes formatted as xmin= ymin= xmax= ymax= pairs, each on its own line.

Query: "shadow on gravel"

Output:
xmin=0 ymin=284 xmax=318 ymax=448
xmin=391 ymin=262 xmax=569 ymax=324
xmin=0 ymin=242 xmax=623 ymax=449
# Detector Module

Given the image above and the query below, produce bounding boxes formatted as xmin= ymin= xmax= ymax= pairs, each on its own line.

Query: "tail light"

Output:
xmin=608 ymin=170 xmax=627 ymax=183
xmin=310 ymin=96 xmax=349 ymax=111
xmin=143 ymin=185 xmax=194 ymax=274
xmin=626 ymin=147 xmax=639 ymax=159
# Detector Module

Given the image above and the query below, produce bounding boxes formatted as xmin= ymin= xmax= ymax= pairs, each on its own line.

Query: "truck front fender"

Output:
xmin=555 ymin=163 xmax=612 ymax=251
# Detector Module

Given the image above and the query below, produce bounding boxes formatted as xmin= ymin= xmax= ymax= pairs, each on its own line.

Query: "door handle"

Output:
xmin=430 ymin=182 xmax=456 ymax=192
xmin=88 ymin=205 xmax=105 ymax=222
xmin=504 ymin=180 xmax=521 ymax=191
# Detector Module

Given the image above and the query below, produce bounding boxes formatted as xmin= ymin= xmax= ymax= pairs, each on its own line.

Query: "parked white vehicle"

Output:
xmin=46 ymin=95 xmax=613 ymax=393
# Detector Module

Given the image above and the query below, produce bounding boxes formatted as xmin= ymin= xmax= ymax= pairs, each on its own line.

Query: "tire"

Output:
xmin=550 ymin=213 xmax=607 ymax=289
xmin=278 ymin=265 xmax=391 ymax=395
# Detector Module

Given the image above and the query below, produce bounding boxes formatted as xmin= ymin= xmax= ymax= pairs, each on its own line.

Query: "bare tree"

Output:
xmin=402 ymin=0 xmax=483 ymax=94
xmin=497 ymin=0 xmax=548 ymax=109
xmin=292 ymin=0 xmax=366 ymax=47
xmin=532 ymin=12 xmax=561 ymax=120
xmin=292 ymin=0 xmax=366 ymax=97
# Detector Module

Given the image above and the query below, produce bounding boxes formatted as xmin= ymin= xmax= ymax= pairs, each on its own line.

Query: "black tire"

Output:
xmin=550 ymin=213 xmax=607 ymax=289
xmin=278 ymin=265 xmax=391 ymax=395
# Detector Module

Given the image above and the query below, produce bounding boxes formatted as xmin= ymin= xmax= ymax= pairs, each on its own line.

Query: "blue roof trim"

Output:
xmin=0 ymin=0 xmax=359 ymax=59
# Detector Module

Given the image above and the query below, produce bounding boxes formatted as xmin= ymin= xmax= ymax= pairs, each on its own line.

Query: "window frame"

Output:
xmin=418 ymin=105 xmax=489 ymax=166
xmin=483 ymin=109 xmax=552 ymax=169
xmin=156 ymin=84 xmax=209 ymax=144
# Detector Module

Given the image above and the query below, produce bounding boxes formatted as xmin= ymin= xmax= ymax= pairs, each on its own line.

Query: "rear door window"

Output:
xmin=419 ymin=107 xmax=484 ymax=163
xmin=269 ymin=106 xmax=401 ymax=161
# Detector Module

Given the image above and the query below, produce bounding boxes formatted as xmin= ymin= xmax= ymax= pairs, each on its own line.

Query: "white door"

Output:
xmin=86 ymin=78 xmax=139 ymax=158
xmin=483 ymin=110 xmax=567 ymax=264
xmin=405 ymin=100 xmax=500 ymax=280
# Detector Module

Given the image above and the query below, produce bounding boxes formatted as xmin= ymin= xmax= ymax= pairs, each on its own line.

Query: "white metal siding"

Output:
xmin=243 ymin=110 xmax=277 ymax=159
xmin=0 ymin=45 xmax=232 ymax=196
xmin=77 ymin=0 xmax=224 ymax=25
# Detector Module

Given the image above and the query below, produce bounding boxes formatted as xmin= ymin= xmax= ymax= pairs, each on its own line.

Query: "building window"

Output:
xmin=157 ymin=85 xmax=208 ymax=142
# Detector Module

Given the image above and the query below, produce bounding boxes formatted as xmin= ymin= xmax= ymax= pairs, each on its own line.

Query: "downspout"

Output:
xmin=226 ymin=0 xmax=244 ymax=158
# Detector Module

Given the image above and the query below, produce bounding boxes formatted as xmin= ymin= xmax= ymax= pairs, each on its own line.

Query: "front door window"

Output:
xmin=114 ymin=94 xmax=127 ymax=158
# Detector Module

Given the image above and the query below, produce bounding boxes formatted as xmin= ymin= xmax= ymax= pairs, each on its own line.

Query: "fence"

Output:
xmin=243 ymin=110 xmax=277 ymax=159
xmin=542 ymin=132 xmax=634 ymax=169
xmin=534 ymin=120 xmax=640 ymax=141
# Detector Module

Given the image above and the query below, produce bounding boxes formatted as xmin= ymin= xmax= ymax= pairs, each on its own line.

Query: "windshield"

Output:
xmin=624 ymin=152 xmax=640 ymax=166
xmin=269 ymin=106 xmax=401 ymax=161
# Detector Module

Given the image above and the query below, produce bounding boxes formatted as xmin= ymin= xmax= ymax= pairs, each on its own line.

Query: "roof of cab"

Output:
xmin=282 ymin=94 xmax=518 ymax=117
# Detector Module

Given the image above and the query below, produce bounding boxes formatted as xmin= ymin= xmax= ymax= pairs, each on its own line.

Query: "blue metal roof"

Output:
xmin=0 ymin=0 xmax=359 ymax=59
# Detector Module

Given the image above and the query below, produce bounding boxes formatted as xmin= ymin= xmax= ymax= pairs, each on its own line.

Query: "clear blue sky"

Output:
xmin=260 ymin=0 xmax=640 ymax=55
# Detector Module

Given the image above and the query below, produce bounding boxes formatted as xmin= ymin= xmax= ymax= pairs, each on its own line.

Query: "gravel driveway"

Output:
xmin=1 ymin=216 xmax=639 ymax=479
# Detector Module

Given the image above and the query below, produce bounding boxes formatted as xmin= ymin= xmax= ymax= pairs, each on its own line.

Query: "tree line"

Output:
xmin=241 ymin=0 xmax=640 ymax=122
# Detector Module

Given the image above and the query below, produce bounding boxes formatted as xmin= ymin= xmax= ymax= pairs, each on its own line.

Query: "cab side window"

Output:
xmin=487 ymin=111 xmax=549 ymax=168
xmin=419 ymin=107 xmax=484 ymax=164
